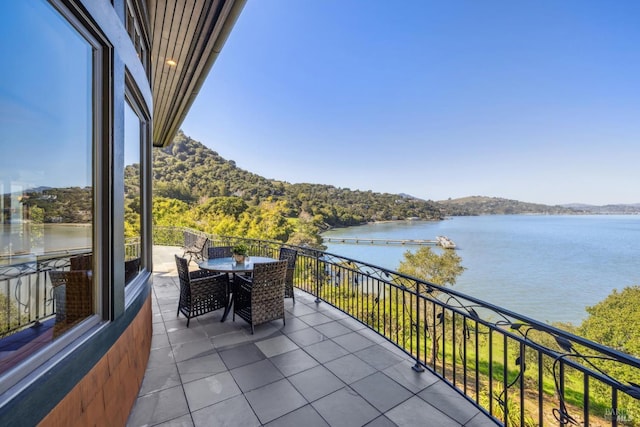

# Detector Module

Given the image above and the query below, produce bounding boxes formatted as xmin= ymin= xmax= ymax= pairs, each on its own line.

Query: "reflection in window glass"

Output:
xmin=0 ymin=0 xmax=94 ymax=362
xmin=124 ymin=100 xmax=141 ymax=285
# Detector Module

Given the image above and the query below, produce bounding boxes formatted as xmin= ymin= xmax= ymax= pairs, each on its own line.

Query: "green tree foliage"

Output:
xmin=579 ymin=286 xmax=640 ymax=357
xmin=579 ymin=286 xmax=640 ymax=425
xmin=397 ymin=246 xmax=465 ymax=286
xmin=152 ymin=131 xmax=443 ymax=227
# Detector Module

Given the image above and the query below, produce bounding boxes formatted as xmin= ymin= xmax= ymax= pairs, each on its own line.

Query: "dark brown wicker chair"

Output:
xmin=208 ymin=246 xmax=233 ymax=259
xmin=181 ymin=235 xmax=209 ymax=264
xmin=125 ymin=257 xmax=141 ymax=285
xmin=233 ymin=260 xmax=288 ymax=334
xmin=70 ymin=253 xmax=92 ymax=271
xmin=175 ymin=255 xmax=228 ymax=327
xmin=49 ymin=270 xmax=93 ymax=338
xmin=278 ymin=247 xmax=298 ymax=303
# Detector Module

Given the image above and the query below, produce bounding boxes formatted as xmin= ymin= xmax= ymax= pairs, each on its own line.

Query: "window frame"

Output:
xmin=123 ymin=72 xmax=152 ymax=307
xmin=0 ymin=0 xmax=110 ymax=398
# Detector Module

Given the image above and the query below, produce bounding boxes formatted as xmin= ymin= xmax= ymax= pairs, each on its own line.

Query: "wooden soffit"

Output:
xmin=148 ymin=0 xmax=246 ymax=147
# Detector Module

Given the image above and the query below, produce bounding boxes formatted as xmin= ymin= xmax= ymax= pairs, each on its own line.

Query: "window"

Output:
xmin=0 ymin=0 xmax=97 ymax=375
xmin=124 ymin=98 xmax=142 ymax=285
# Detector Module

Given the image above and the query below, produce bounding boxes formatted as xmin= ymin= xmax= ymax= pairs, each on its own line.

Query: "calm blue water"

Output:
xmin=322 ymin=215 xmax=640 ymax=325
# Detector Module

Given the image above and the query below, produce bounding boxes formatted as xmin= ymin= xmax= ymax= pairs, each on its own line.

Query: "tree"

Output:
xmin=397 ymin=246 xmax=465 ymax=286
xmin=579 ymin=286 xmax=640 ymax=425
xmin=579 ymin=286 xmax=640 ymax=357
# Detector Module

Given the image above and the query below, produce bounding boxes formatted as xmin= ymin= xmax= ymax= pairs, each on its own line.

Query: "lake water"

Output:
xmin=322 ymin=215 xmax=640 ymax=325
xmin=1 ymin=223 xmax=91 ymax=265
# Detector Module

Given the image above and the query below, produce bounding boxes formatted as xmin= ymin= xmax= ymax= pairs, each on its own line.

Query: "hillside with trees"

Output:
xmin=153 ymin=131 xmax=444 ymax=228
xmin=438 ymin=196 xmax=581 ymax=216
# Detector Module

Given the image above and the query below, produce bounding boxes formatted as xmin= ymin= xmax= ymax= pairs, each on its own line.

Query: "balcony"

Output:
xmin=2 ymin=228 xmax=639 ymax=425
xmin=127 ymin=245 xmax=496 ymax=426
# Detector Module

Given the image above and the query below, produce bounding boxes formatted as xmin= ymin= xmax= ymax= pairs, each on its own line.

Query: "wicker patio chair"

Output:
xmin=208 ymin=246 xmax=233 ymax=259
xmin=70 ymin=253 xmax=92 ymax=271
xmin=49 ymin=270 xmax=93 ymax=338
xmin=278 ymin=247 xmax=298 ymax=303
xmin=175 ymin=255 xmax=229 ymax=327
xmin=125 ymin=257 xmax=141 ymax=284
xmin=233 ymin=260 xmax=288 ymax=334
xmin=181 ymin=234 xmax=209 ymax=264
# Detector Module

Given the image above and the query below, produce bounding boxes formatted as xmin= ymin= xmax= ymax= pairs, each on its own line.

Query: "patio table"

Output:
xmin=198 ymin=256 xmax=277 ymax=321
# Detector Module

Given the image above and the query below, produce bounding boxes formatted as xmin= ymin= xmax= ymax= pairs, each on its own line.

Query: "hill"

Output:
xmin=153 ymin=131 xmax=444 ymax=227
xmin=561 ymin=203 xmax=640 ymax=215
xmin=437 ymin=196 xmax=581 ymax=216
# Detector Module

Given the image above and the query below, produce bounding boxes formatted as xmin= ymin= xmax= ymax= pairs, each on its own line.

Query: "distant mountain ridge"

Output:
xmin=560 ymin=203 xmax=640 ymax=214
xmin=437 ymin=196 xmax=581 ymax=216
xmin=152 ymin=132 xmax=639 ymax=221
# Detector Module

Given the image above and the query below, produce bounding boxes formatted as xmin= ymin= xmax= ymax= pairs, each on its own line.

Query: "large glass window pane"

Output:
xmin=124 ymin=100 xmax=141 ymax=285
xmin=0 ymin=0 xmax=94 ymax=369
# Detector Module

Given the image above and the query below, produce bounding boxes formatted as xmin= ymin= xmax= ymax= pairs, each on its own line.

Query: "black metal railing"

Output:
xmin=169 ymin=227 xmax=640 ymax=426
xmin=0 ymin=250 xmax=86 ymax=337
xmin=0 ymin=237 xmax=142 ymax=337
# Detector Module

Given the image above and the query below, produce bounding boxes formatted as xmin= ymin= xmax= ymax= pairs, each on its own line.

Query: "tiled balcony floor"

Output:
xmin=127 ymin=248 xmax=497 ymax=427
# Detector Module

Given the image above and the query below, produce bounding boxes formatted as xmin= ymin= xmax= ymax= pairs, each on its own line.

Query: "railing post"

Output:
xmin=314 ymin=251 xmax=321 ymax=304
xmin=412 ymin=282 xmax=424 ymax=373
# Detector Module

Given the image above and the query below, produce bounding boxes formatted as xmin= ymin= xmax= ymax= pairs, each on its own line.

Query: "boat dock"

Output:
xmin=323 ymin=236 xmax=456 ymax=249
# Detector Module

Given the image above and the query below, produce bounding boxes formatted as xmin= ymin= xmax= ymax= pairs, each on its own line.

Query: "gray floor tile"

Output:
xmin=177 ymin=352 xmax=227 ymax=383
xmin=382 ymin=361 xmax=440 ymax=393
xmin=312 ymin=387 xmax=380 ymax=427
xmin=304 ymin=339 xmax=350 ymax=364
xmin=138 ymin=363 xmax=182 ymax=396
xmin=244 ymin=379 xmax=308 ymax=424
xmin=353 ymin=345 xmax=405 ymax=371
xmin=365 ymin=415 xmax=398 ymax=427
xmin=212 ymin=330 xmax=253 ymax=349
xmin=270 ymin=348 xmax=319 ymax=377
xmin=264 ymin=404 xmax=329 ymax=427
xmin=313 ymin=321 xmax=352 ymax=338
xmin=338 ymin=317 xmax=368 ymax=331
xmin=172 ymin=338 xmax=217 ymax=363
xmin=200 ymin=314 xmax=243 ymax=337
xmin=417 ymin=381 xmax=482 ymax=425
xmin=164 ymin=317 xmax=191 ymax=332
xmin=151 ymin=332 xmax=170 ymax=349
xmin=286 ymin=327 xmax=328 ymax=347
xmin=333 ymin=331 xmax=375 ymax=353
xmin=168 ymin=326 xmax=209 ymax=346
xmin=298 ymin=312 xmax=334 ymax=326
xmin=147 ymin=346 xmax=176 ymax=369
xmin=219 ymin=342 xmax=265 ymax=369
xmin=127 ymin=386 xmax=189 ymax=427
xmin=286 ymin=303 xmax=318 ymax=316
xmin=230 ymin=359 xmax=284 ymax=392
xmin=192 ymin=395 xmax=260 ymax=427
xmin=288 ymin=365 xmax=345 ymax=402
xmin=385 ymin=395 xmax=460 ymax=427
xmin=153 ymin=414 xmax=195 ymax=427
xmin=332 ymin=331 xmax=375 ymax=352
xmin=256 ymin=334 xmax=299 ymax=357
xmin=279 ymin=316 xmax=311 ymax=333
xmin=183 ymin=371 xmax=242 ymax=412
xmin=153 ymin=317 xmax=166 ymax=330
xmin=351 ymin=372 xmax=413 ymax=413
xmin=325 ymin=354 xmax=377 ymax=384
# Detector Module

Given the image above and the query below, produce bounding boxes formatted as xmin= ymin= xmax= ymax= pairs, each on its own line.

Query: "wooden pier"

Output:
xmin=323 ymin=236 xmax=456 ymax=249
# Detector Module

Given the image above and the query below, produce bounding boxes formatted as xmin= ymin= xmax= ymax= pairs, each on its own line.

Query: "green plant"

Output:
xmin=232 ymin=243 xmax=248 ymax=256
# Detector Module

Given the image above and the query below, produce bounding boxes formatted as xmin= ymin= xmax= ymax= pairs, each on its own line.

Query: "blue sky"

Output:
xmin=182 ymin=0 xmax=640 ymax=205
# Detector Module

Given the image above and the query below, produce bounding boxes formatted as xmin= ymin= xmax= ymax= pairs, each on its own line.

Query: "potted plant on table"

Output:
xmin=232 ymin=244 xmax=248 ymax=263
